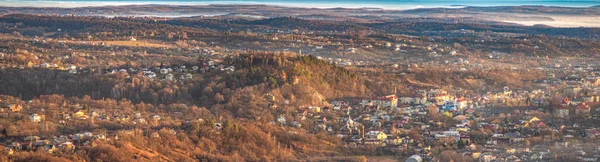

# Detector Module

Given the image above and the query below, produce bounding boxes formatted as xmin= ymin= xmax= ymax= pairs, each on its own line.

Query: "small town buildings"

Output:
xmin=363 ymin=95 xmax=398 ymax=108
xmin=152 ymin=114 xmax=161 ymax=121
xmin=366 ymin=131 xmax=388 ymax=140
xmin=165 ymin=74 xmax=174 ymax=81
xmin=576 ymin=102 xmax=591 ymax=116
xmin=29 ymin=113 xmax=42 ymax=122
xmin=555 ymin=106 xmax=570 ymax=118
xmin=2 ymin=104 xmax=22 ymax=112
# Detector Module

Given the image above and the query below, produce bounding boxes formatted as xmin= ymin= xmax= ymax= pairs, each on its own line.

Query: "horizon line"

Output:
xmin=0 ymin=1 xmax=598 ymax=10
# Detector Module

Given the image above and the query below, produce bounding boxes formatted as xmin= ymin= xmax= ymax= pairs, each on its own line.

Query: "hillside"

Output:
xmin=0 ymin=52 xmax=372 ymax=161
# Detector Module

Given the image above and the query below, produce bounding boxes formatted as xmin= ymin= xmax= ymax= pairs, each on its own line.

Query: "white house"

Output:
xmin=30 ymin=113 xmax=42 ymax=122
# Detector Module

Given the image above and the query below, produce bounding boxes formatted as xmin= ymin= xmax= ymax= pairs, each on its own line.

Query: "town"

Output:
xmin=1 ymin=5 xmax=600 ymax=162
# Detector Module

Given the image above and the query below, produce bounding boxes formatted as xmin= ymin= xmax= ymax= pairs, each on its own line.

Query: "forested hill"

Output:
xmin=0 ymin=14 xmax=217 ymax=38
xmin=163 ymin=16 xmax=368 ymax=32
xmin=0 ymin=52 xmax=372 ymax=112
xmin=0 ymin=52 xmax=374 ymax=161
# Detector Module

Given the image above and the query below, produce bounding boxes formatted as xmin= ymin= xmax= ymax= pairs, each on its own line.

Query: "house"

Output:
xmin=276 ymin=115 xmax=287 ymax=125
xmin=582 ymin=93 xmax=600 ymax=102
xmin=592 ymin=106 xmax=600 ymax=119
xmin=345 ymin=48 xmax=356 ymax=53
xmin=159 ymin=68 xmax=169 ymax=74
xmin=59 ymin=142 xmax=74 ymax=151
xmin=136 ymin=118 xmax=147 ymax=124
xmin=165 ymin=74 xmax=174 ymax=81
xmin=529 ymin=116 xmax=541 ymax=123
xmin=9 ymin=142 xmax=21 ymax=151
xmin=184 ymin=73 xmax=193 ymax=79
xmin=93 ymin=134 xmax=106 ymax=140
xmin=399 ymin=97 xmax=413 ymax=105
xmin=74 ymin=110 xmax=85 ymax=117
xmin=7 ymin=104 xmax=22 ymax=112
xmin=554 ymin=106 xmax=570 ymax=118
xmin=586 ymin=129 xmax=600 ymax=138
xmin=531 ymin=121 xmax=547 ymax=128
xmin=313 ymin=123 xmax=327 ymax=131
xmin=443 ymin=131 xmax=461 ymax=142
xmin=430 ymin=93 xmax=451 ymax=105
xmin=363 ymin=95 xmax=398 ymax=108
xmin=576 ymin=102 xmax=591 ymax=116
xmin=442 ymin=101 xmax=456 ymax=112
xmin=400 ymin=94 xmax=428 ymax=105
xmin=67 ymin=65 xmax=77 ymax=71
xmin=332 ymin=101 xmax=351 ymax=111
xmin=152 ymin=114 xmax=161 ymax=121
xmin=504 ymin=132 xmax=525 ymax=143
xmin=29 ymin=113 xmax=42 ymax=122
xmin=90 ymin=110 xmax=100 ymax=117
xmin=366 ymin=131 xmax=388 ymax=140
xmin=579 ymin=156 xmax=597 ymax=162
xmin=456 ymin=98 xmax=469 ymax=110
xmin=385 ymin=135 xmax=403 ymax=145
xmin=448 ymin=51 xmax=457 ymax=55
xmin=74 ymin=110 xmax=88 ymax=120
xmin=364 ymin=131 xmax=388 ymax=145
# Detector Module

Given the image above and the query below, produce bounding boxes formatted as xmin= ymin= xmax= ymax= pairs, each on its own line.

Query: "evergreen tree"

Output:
xmin=1 ymin=128 xmax=7 ymax=137
xmin=457 ymin=140 xmax=465 ymax=149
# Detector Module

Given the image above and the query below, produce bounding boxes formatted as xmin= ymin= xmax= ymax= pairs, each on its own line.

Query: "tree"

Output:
xmin=214 ymin=93 xmax=225 ymax=103
xmin=203 ymin=87 xmax=215 ymax=98
xmin=457 ymin=140 xmax=465 ymax=149
xmin=1 ymin=128 xmax=7 ymax=137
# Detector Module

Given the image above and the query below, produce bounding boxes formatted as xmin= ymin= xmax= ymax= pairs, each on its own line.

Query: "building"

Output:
xmin=74 ymin=110 xmax=85 ymax=117
xmin=555 ymin=107 xmax=570 ymax=118
xmin=165 ymin=74 xmax=174 ymax=81
xmin=405 ymin=155 xmax=423 ymax=162
xmin=29 ymin=113 xmax=42 ymax=122
xmin=576 ymin=102 xmax=591 ymax=116
xmin=363 ymin=95 xmax=398 ymax=108
xmin=442 ymin=101 xmax=456 ymax=112
xmin=430 ymin=93 xmax=451 ymax=105
xmin=591 ymin=107 xmax=600 ymax=119
xmin=443 ymin=131 xmax=461 ymax=142
xmin=3 ymin=104 xmax=22 ymax=112
xmin=457 ymin=98 xmax=469 ymax=110
xmin=555 ymin=97 xmax=571 ymax=118
xmin=366 ymin=131 xmax=388 ymax=140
